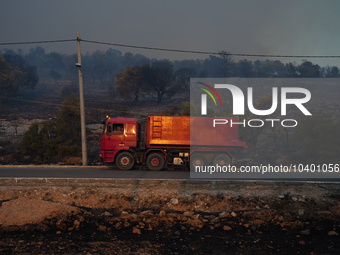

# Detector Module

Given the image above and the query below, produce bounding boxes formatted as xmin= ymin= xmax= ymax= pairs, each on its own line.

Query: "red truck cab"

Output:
xmin=100 ymin=117 xmax=139 ymax=168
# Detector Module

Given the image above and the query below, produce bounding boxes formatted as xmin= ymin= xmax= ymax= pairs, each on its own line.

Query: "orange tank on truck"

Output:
xmin=99 ymin=116 xmax=246 ymax=171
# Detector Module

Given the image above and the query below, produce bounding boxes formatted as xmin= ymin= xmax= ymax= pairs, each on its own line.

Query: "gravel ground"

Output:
xmin=1 ymin=182 xmax=340 ymax=254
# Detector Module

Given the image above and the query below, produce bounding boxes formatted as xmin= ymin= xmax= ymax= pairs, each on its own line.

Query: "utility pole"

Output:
xmin=76 ymin=32 xmax=88 ymax=166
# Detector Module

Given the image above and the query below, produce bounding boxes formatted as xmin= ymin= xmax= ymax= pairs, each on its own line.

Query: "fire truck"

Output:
xmin=100 ymin=116 xmax=246 ymax=170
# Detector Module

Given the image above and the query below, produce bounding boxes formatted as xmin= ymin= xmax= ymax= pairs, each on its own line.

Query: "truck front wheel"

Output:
xmin=146 ymin=153 xmax=165 ymax=171
xmin=116 ymin=152 xmax=135 ymax=170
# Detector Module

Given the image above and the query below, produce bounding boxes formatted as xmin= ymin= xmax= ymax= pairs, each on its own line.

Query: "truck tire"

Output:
xmin=190 ymin=153 xmax=205 ymax=169
xmin=116 ymin=152 xmax=135 ymax=170
xmin=212 ymin=153 xmax=231 ymax=166
xmin=146 ymin=153 xmax=165 ymax=171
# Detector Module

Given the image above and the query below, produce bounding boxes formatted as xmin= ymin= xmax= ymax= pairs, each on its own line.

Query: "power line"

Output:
xmin=82 ymin=39 xmax=340 ymax=59
xmin=81 ymin=39 xmax=219 ymax=56
xmin=0 ymin=39 xmax=76 ymax=46
xmin=1 ymin=37 xmax=340 ymax=59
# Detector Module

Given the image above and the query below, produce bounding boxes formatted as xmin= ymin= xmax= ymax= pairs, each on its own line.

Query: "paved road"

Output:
xmin=0 ymin=165 xmax=339 ymax=182
xmin=0 ymin=166 xmax=190 ymax=179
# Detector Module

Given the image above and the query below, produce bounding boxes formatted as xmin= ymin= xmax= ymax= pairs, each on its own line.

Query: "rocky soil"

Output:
xmin=1 ymin=182 xmax=340 ymax=254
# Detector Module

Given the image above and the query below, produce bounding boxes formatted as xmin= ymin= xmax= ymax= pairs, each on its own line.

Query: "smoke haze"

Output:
xmin=1 ymin=0 xmax=340 ymax=66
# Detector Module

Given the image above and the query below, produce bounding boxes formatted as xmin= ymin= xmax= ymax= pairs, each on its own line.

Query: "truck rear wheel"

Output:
xmin=146 ymin=153 xmax=165 ymax=171
xmin=212 ymin=153 xmax=231 ymax=166
xmin=116 ymin=152 xmax=135 ymax=170
xmin=190 ymin=153 xmax=205 ymax=169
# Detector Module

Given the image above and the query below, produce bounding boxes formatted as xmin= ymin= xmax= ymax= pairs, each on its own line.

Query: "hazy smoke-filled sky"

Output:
xmin=1 ymin=0 xmax=340 ymax=66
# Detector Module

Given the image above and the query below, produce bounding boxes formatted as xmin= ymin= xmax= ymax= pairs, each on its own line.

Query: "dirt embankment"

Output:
xmin=0 ymin=179 xmax=340 ymax=254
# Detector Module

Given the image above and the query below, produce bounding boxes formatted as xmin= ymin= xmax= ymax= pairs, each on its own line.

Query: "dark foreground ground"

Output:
xmin=1 ymin=207 xmax=339 ymax=255
xmin=1 ymin=179 xmax=340 ymax=254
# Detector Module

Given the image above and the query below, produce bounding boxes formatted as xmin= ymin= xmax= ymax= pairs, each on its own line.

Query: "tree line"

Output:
xmin=0 ymin=54 xmax=39 ymax=97
xmin=1 ymin=47 xmax=340 ymax=102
